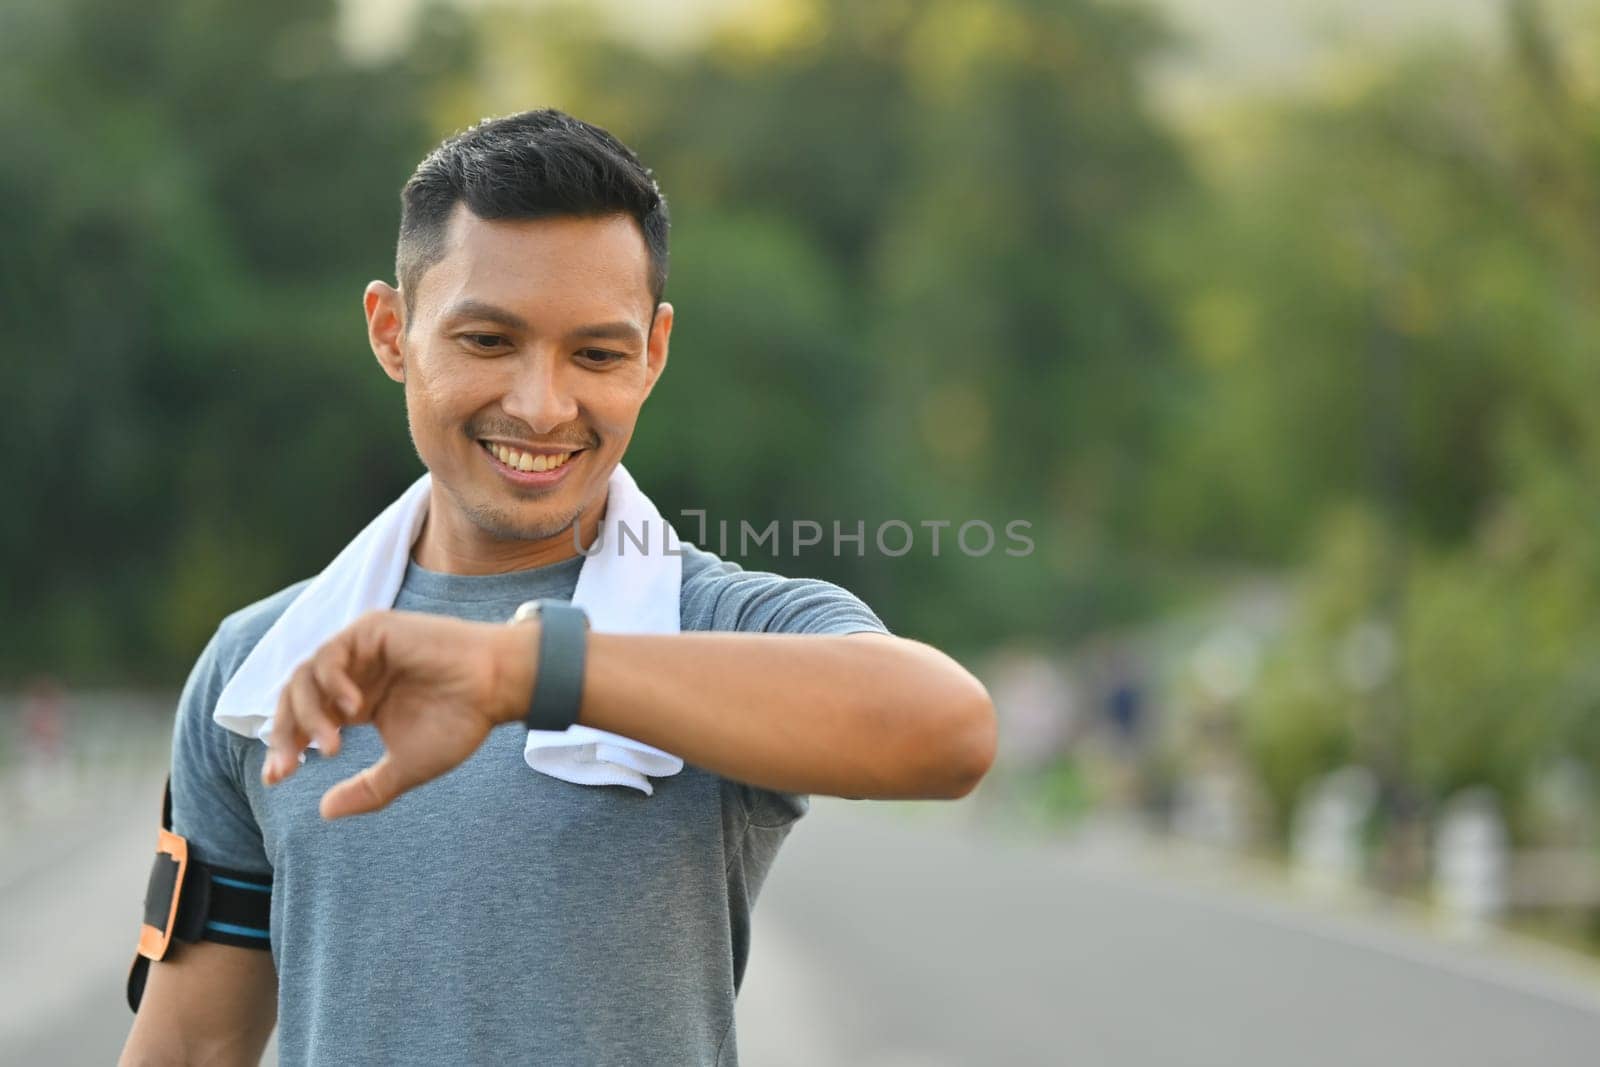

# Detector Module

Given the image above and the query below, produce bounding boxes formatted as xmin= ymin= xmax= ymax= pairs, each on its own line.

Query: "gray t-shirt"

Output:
xmin=168 ymin=541 xmax=888 ymax=1067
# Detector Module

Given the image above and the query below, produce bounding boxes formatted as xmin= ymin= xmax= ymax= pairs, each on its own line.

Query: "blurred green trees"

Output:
xmin=3 ymin=0 xmax=1598 ymax=855
xmin=3 ymin=0 xmax=1189 ymax=678
xmin=464 ymin=0 xmax=1195 ymax=647
xmin=1192 ymin=0 xmax=1600 ymax=841
xmin=2 ymin=0 xmax=467 ymax=678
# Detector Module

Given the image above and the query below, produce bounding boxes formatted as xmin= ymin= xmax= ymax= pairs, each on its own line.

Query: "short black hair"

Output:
xmin=396 ymin=109 xmax=669 ymax=319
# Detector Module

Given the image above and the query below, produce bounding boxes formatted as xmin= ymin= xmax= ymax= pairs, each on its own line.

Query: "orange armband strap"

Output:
xmin=137 ymin=827 xmax=191 ymax=961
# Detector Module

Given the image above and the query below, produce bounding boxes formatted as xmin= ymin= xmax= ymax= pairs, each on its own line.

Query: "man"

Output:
xmin=121 ymin=109 xmax=996 ymax=1067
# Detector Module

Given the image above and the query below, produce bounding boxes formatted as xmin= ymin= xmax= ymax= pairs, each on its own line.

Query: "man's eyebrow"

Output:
xmin=568 ymin=321 xmax=645 ymax=344
xmin=440 ymin=300 xmax=529 ymax=331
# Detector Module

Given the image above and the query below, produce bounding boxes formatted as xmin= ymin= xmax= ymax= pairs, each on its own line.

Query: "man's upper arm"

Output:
xmin=168 ymin=630 xmax=274 ymax=873
xmin=702 ymin=564 xmax=891 ymax=640
xmin=122 ymin=628 xmax=278 ymax=1064
xmin=120 ymin=941 xmax=277 ymax=1066
xmin=686 ymin=553 xmax=892 ymax=818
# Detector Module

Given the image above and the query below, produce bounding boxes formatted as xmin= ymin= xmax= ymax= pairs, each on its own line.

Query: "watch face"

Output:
xmin=511 ymin=599 xmax=588 ymax=628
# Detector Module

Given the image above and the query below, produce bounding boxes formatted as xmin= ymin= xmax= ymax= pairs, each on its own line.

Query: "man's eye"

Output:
xmin=579 ymin=348 xmax=627 ymax=365
xmin=463 ymin=333 xmax=507 ymax=350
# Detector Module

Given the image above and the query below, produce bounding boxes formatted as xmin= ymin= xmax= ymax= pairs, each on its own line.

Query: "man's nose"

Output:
xmin=502 ymin=349 xmax=579 ymax=434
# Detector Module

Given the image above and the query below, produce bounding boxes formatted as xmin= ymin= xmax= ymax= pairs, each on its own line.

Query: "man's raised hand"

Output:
xmin=262 ymin=610 xmax=536 ymax=819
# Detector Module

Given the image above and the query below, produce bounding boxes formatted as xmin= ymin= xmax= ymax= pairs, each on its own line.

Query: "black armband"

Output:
xmin=126 ymin=777 xmax=272 ymax=1013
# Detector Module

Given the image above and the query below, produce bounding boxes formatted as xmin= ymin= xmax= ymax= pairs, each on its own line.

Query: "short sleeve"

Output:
xmin=168 ymin=630 xmax=272 ymax=875
xmin=694 ymin=566 xmax=891 ymax=640
xmin=683 ymin=551 xmax=891 ymax=826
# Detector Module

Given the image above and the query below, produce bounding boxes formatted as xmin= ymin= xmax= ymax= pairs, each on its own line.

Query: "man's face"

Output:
xmin=368 ymin=205 xmax=670 ymax=550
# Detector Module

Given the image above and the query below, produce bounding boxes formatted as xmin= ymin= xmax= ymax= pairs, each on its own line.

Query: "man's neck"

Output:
xmin=411 ymin=486 xmax=607 ymax=576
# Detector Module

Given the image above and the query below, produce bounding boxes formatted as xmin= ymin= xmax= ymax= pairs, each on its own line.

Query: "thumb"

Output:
xmin=320 ymin=754 xmax=404 ymax=820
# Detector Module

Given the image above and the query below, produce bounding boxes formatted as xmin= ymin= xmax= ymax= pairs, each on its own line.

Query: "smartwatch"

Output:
xmin=509 ymin=598 xmax=591 ymax=732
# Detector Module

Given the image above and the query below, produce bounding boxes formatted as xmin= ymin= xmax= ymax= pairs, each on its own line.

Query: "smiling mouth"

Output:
xmin=478 ymin=440 xmax=584 ymax=473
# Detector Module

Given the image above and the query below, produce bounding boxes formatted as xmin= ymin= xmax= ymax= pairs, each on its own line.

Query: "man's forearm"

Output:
xmin=494 ymin=629 xmax=996 ymax=800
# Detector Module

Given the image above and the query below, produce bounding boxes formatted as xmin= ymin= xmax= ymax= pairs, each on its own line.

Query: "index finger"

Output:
xmin=310 ymin=631 xmax=365 ymax=723
xmin=264 ymin=665 xmax=313 ymax=785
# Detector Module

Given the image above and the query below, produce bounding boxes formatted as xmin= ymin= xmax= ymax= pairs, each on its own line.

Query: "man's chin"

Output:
xmin=462 ymin=499 xmax=581 ymax=545
xmin=503 ymin=514 xmax=583 ymax=544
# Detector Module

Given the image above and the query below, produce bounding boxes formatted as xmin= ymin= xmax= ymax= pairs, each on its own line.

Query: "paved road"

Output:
xmin=742 ymin=801 xmax=1600 ymax=1066
xmin=4 ymin=771 xmax=1600 ymax=1066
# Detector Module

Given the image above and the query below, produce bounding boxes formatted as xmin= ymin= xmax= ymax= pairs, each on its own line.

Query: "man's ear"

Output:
xmin=364 ymin=281 xmax=407 ymax=383
xmin=642 ymin=301 xmax=673 ymax=397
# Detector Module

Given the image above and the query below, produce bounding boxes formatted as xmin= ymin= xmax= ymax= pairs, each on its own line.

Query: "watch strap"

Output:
xmin=519 ymin=599 xmax=588 ymax=733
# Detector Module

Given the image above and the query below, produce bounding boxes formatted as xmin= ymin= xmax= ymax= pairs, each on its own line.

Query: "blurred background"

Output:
xmin=5 ymin=0 xmax=1600 ymax=1063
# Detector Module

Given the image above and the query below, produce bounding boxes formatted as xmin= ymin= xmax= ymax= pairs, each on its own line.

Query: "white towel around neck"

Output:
xmin=212 ymin=462 xmax=685 ymax=794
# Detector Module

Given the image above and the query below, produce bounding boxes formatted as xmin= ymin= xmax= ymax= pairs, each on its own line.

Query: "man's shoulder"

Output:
xmin=675 ymin=540 xmax=778 ymax=610
xmin=677 ymin=539 xmax=737 ymax=586
xmin=170 ymin=576 xmax=315 ymax=773
xmin=209 ymin=576 xmax=316 ymax=681
xmin=676 ymin=541 xmax=888 ymax=636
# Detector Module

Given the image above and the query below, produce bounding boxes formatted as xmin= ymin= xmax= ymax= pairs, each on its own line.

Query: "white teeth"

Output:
xmin=483 ymin=442 xmax=577 ymax=473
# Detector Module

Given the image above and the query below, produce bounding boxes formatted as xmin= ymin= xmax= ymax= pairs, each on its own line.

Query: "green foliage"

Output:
xmin=1159 ymin=2 xmax=1600 ymax=841
xmin=5 ymin=0 xmax=1189 ymax=680
xmin=1 ymin=0 xmax=467 ymax=680
xmin=7 ymin=0 xmax=1600 ymax=853
xmin=387 ymin=0 xmax=1192 ymax=652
